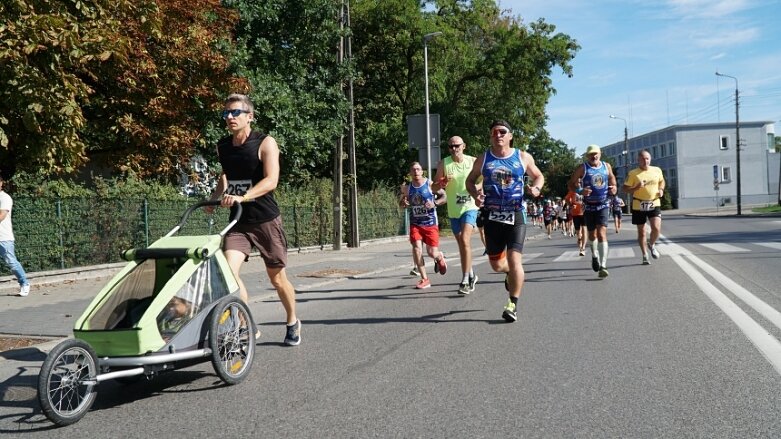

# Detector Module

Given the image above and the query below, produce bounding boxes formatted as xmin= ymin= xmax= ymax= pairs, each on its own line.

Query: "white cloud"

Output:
xmin=666 ymin=0 xmax=752 ymax=19
xmin=690 ymin=27 xmax=761 ymax=48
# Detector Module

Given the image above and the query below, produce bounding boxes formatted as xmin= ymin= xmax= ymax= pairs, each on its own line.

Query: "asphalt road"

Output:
xmin=1 ymin=211 xmax=780 ymax=437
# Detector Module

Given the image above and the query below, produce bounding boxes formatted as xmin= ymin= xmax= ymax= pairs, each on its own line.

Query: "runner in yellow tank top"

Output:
xmin=432 ymin=136 xmax=481 ymax=295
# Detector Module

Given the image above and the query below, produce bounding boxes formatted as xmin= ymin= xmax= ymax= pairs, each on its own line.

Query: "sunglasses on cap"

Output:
xmin=222 ymin=109 xmax=250 ymax=119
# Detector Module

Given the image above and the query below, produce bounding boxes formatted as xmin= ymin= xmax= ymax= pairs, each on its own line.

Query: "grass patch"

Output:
xmin=752 ymin=204 xmax=781 ymax=213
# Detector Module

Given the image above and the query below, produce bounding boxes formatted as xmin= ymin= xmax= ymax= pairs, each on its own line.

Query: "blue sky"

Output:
xmin=498 ymin=0 xmax=781 ymax=154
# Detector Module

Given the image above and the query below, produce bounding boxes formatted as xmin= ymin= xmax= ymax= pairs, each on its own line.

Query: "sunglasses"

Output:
xmin=448 ymin=143 xmax=463 ymax=149
xmin=492 ymin=128 xmax=509 ymax=136
xmin=222 ymin=109 xmax=250 ymax=119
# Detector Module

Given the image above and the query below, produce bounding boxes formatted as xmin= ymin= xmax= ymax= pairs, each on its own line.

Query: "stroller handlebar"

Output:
xmin=167 ymin=200 xmax=243 ymax=238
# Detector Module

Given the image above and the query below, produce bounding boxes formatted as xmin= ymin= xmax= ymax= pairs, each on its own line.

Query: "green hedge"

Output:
xmin=1 ymin=177 xmax=405 ymax=275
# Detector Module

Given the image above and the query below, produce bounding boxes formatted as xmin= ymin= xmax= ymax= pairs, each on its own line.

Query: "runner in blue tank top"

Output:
xmin=466 ymin=120 xmax=545 ymax=323
xmin=400 ymin=162 xmax=447 ymax=290
xmin=567 ymin=144 xmax=617 ymax=279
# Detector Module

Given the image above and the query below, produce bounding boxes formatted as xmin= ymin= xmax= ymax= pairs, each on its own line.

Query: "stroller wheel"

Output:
xmin=209 ymin=296 xmax=255 ymax=385
xmin=37 ymin=339 xmax=99 ymax=426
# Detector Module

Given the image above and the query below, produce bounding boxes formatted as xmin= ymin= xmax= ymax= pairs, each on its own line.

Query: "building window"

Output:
xmin=669 ymin=141 xmax=676 ymax=156
xmin=721 ymin=166 xmax=731 ymax=182
xmin=660 ymin=144 xmax=667 ymax=157
xmin=720 ymin=135 xmax=729 ymax=150
xmin=669 ymin=168 xmax=677 ymax=187
xmin=652 ymin=146 xmax=658 ymax=158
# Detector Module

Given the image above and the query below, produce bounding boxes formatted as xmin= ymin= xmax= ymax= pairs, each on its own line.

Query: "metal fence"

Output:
xmin=1 ymin=197 xmax=405 ymax=275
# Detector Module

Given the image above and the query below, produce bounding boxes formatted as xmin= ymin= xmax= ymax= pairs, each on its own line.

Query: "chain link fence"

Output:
xmin=1 ymin=197 xmax=405 ymax=275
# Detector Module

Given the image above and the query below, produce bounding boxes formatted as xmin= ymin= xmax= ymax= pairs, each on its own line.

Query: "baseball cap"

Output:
xmin=585 ymin=144 xmax=601 ymax=155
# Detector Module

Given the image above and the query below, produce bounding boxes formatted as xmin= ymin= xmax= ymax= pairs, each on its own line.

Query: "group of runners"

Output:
xmin=401 ymin=123 xmax=666 ymax=322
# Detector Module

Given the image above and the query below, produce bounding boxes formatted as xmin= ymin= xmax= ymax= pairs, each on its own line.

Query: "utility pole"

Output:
xmin=333 ymin=6 xmax=346 ymax=250
xmin=345 ymin=0 xmax=359 ymax=247
xmin=716 ymin=72 xmax=741 ymax=215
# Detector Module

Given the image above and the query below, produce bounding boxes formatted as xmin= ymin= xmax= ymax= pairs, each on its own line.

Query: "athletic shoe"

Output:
xmin=409 ymin=267 xmax=420 ymax=276
xmin=468 ymin=275 xmax=478 ymax=292
xmin=458 ymin=282 xmax=470 ymax=295
xmin=416 ymin=278 xmax=431 ymax=289
xmin=642 ymin=255 xmax=650 ymax=265
xmin=547 ymin=235 xmax=552 ymax=239
xmin=435 ymin=256 xmax=447 ymax=275
xmin=579 ymin=250 xmax=585 ymax=256
xmin=650 ymin=245 xmax=660 ymax=259
xmin=598 ymin=267 xmax=609 ymax=278
xmin=284 ymin=320 xmax=301 ymax=346
xmin=591 ymin=257 xmax=599 ymax=272
xmin=502 ymin=300 xmax=517 ymax=322
xmin=18 ymin=284 xmax=30 ymax=297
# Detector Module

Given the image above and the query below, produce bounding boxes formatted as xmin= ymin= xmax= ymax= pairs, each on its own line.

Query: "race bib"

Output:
xmin=226 ymin=179 xmax=252 ymax=196
xmin=488 ymin=210 xmax=515 ymax=225
xmin=639 ymin=201 xmax=655 ymax=211
xmin=411 ymin=205 xmax=428 ymax=217
xmin=456 ymin=193 xmax=472 ymax=204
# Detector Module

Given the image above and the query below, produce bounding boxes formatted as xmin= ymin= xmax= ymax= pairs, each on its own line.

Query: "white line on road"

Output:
xmin=700 ymin=243 xmax=751 ymax=253
xmin=667 ymin=242 xmax=781 ymax=376
xmin=756 ymin=242 xmax=781 ymax=251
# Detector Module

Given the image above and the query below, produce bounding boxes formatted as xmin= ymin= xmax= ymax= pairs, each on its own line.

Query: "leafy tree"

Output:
xmin=0 ymin=0 xmax=132 ymax=175
xmin=526 ymin=129 xmax=579 ymax=197
xmin=81 ymin=0 xmax=241 ymax=178
xmin=0 ymin=0 xmax=241 ymax=180
xmin=221 ymin=0 xmax=349 ymax=182
xmin=350 ymin=0 xmax=579 ymax=185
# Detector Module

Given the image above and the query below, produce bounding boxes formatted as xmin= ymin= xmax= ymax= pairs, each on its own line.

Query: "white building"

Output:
xmin=602 ymin=121 xmax=778 ymax=209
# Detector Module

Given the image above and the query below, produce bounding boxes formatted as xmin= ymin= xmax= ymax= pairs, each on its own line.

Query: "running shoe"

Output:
xmin=18 ymin=284 xmax=30 ymax=297
xmin=416 ymin=278 xmax=431 ymax=289
xmin=642 ymin=255 xmax=650 ymax=265
xmin=502 ymin=300 xmax=517 ymax=322
xmin=591 ymin=257 xmax=599 ymax=272
xmin=435 ymin=256 xmax=447 ymax=275
xmin=284 ymin=320 xmax=301 ymax=346
xmin=409 ymin=267 xmax=420 ymax=276
xmin=650 ymin=245 xmax=660 ymax=259
xmin=579 ymin=250 xmax=585 ymax=256
xmin=598 ymin=267 xmax=609 ymax=278
xmin=458 ymin=282 xmax=470 ymax=295
xmin=468 ymin=275 xmax=479 ymax=292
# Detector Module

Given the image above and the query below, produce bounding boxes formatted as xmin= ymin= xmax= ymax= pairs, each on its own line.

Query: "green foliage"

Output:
xmin=224 ymin=0 xmax=349 ymax=182
xmin=0 ymin=0 xmax=241 ymax=179
xmin=349 ymin=0 xmax=580 ymax=184
xmin=525 ymin=129 xmax=580 ymax=197
xmin=0 ymin=0 xmax=133 ymax=174
xmin=660 ymin=189 xmax=673 ymax=210
xmin=3 ymin=0 xmax=580 ymax=197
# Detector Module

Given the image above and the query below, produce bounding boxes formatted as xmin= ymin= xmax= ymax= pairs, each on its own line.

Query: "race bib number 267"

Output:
xmin=227 ymin=179 xmax=252 ymax=196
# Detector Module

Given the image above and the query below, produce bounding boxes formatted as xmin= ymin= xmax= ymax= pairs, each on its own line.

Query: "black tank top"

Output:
xmin=217 ymin=131 xmax=280 ymax=224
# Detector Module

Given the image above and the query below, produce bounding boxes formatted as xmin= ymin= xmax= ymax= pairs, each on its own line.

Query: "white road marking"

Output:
xmin=666 ymin=241 xmax=781 ymax=376
xmin=700 ymin=243 xmax=750 ymax=253
xmin=755 ymin=242 xmax=781 ymax=251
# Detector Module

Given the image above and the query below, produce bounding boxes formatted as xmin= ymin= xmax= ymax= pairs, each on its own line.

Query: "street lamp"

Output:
xmin=715 ymin=71 xmax=741 ymax=215
xmin=610 ymin=114 xmax=630 ymax=209
xmin=609 ymin=115 xmax=629 ymax=178
xmin=423 ymin=31 xmax=442 ymax=180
